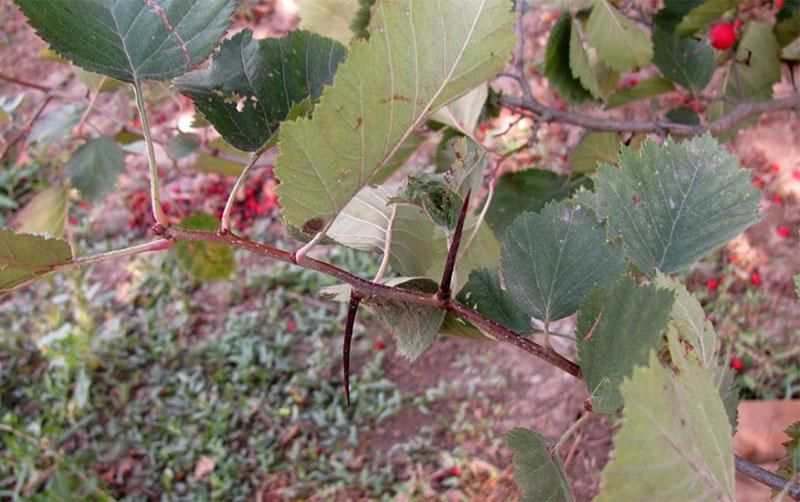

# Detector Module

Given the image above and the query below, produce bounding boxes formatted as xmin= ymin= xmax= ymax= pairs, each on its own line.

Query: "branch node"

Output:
xmin=152 ymin=223 xmax=167 ymax=236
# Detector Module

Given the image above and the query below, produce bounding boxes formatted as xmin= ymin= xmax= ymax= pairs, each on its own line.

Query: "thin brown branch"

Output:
xmin=735 ymin=455 xmax=800 ymax=500
xmin=0 ymin=96 xmax=53 ymax=162
xmin=437 ymin=188 xmax=471 ymax=302
xmin=0 ymin=71 xmax=51 ymax=92
xmin=342 ymin=291 xmax=362 ymax=406
xmin=498 ymin=93 xmax=800 ymax=137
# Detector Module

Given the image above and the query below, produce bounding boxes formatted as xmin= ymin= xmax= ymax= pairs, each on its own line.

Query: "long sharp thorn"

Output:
xmin=437 ymin=189 xmax=472 ymax=302
xmin=342 ymin=291 xmax=362 ymax=406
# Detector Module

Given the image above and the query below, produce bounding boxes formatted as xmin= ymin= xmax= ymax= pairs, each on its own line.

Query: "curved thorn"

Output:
xmin=342 ymin=291 xmax=362 ymax=406
xmin=437 ymin=188 xmax=472 ymax=301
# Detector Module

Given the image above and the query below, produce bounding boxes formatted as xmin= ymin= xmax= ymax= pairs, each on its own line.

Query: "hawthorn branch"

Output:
xmin=735 ymin=455 xmax=800 ymax=500
xmin=497 ymin=93 xmax=800 ymax=137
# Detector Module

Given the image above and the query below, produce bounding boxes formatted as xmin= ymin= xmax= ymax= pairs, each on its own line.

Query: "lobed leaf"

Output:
xmin=15 ymin=185 xmax=69 ymax=239
xmin=15 ymin=0 xmax=236 ymax=83
xmin=274 ymin=0 xmax=516 ymax=233
xmin=544 ymin=14 xmax=592 ymax=104
xmin=586 ymin=0 xmax=653 ymax=72
xmin=595 ymin=135 xmax=761 ymax=277
xmin=597 ymin=350 xmax=735 ymax=501
xmin=501 ymin=200 xmax=626 ymax=324
xmin=576 ymin=275 xmax=673 ymax=414
xmin=507 ymin=427 xmax=574 ymax=502
xmin=0 ymin=229 xmax=72 ymax=293
xmin=66 ymin=137 xmax=127 ymax=202
xmin=652 ymin=26 xmax=714 ymax=94
xmin=175 ymin=213 xmax=235 ymax=281
xmin=457 ymin=268 xmax=530 ymax=334
xmin=174 ymin=29 xmax=346 ymax=152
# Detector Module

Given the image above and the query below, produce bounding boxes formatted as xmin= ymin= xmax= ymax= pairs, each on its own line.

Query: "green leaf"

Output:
xmin=605 ymin=76 xmax=675 ymax=109
xmin=174 ymin=29 xmax=346 ymax=152
xmin=676 ymin=0 xmax=741 ymax=38
xmin=457 ymin=268 xmax=530 ymax=334
xmin=434 ymin=136 xmax=489 ymax=199
xmin=545 ymin=14 xmax=592 ymax=104
xmin=586 ymin=0 xmax=653 ymax=72
xmin=0 ymin=229 xmax=72 ymax=292
xmin=73 ymin=67 xmax=122 ymax=92
xmin=596 ymin=351 xmax=735 ymax=501
xmin=652 ymin=26 xmax=714 ymax=94
xmin=571 ymin=132 xmax=620 ymax=175
xmin=297 ymin=0 xmax=360 ymax=45
xmin=775 ymin=11 xmax=800 ymax=47
xmin=430 ymin=84 xmax=488 ymax=139
xmin=66 ymin=137 xmax=126 ymax=202
xmin=15 ymin=185 xmax=69 ymax=239
xmin=777 ymin=422 xmax=800 ymax=483
xmin=709 ymin=22 xmax=781 ymax=141
xmin=653 ymin=0 xmax=705 ymax=33
xmin=576 ymin=276 xmax=673 ymax=414
xmin=365 ymin=277 xmax=445 ymax=361
xmin=27 ymin=103 xmax=86 ymax=148
xmin=194 ymin=154 xmax=244 ymax=177
xmin=595 ymin=135 xmax=761 ymax=277
xmin=274 ymin=0 xmax=516 ymax=232
xmin=501 ymin=200 xmax=626 ymax=324
xmin=370 ymin=133 xmax=426 ymax=185
xmin=665 ymin=106 xmax=701 ymax=125
xmin=655 ymin=274 xmax=738 ymax=428
xmin=507 ymin=427 xmax=574 ymax=502
xmin=327 ymin=186 xmax=435 ymax=276
xmin=175 ymin=213 xmax=235 ymax=281
xmin=486 ymin=169 xmax=590 ymax=236
xmin=167 ymin=134 xmax=199 ymax=160
xmin=392 ymin=175 xmax=464 ymax=231
xmin=15 ymin=0 xmax=236 ymax=83
xmin=568 ymin=18 xmax=606 ymax=100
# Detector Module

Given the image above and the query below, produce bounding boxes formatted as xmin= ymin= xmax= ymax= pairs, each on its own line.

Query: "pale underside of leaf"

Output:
xmin=597 ymin=351 xmax=735 ymax=502
xmin=297 ymin=0 xmax=360 ymax=45
xmin=15 ymin=185 xmax=69 ymax=239
xmin=274 ymin=0 xmax=516 ymax=231
xmin=0 ymin=229 xmax=73 ymax=292
xmin=586 ymin=0 xmax=653 ymax=72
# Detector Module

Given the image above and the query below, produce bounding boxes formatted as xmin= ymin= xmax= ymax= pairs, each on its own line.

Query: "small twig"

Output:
xmin=132 ymin=79 xmax=169 ymax=228
xmin=0 ymin=96 xmax=53 ymax=162
xmin=0 ymin=71 xmax=51 ymax=92
xmin=464 ymin=180 xmax=494 ymax=252
xmin=75 ymin=79 xmax=105 ymax=138
xmin=437 ymin=189 xmax=471 ymax=302
xmin=554 ymin=412 xmax=592 ymax=454
xmin=734 ymin=455 xmax=800 ymax=500
xmin=342 ymin=291 xmax=362 ymax=406
xmin=221 ymin=148 xmax=265 ymax=232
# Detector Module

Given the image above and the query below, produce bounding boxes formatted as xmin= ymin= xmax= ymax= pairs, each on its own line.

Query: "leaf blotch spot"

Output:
xmin=302 ymin=217 xmax=325 ymax=235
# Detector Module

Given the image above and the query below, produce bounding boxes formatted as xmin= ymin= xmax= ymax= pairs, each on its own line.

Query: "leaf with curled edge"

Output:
xmin=274 ymin=0 xmax=516 ymax=234
xmin=507 ymin=427 xmax=574 ymax=502
xmin=174 ymin=29 xmax=346 ymax=152
xmin=0 ymin=229 xmax=72 ymax=293
xmin=15 ymin=0 xmax=236 ymax=82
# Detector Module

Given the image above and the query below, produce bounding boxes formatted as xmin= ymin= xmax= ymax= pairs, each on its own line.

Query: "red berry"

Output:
xmin=730 ymin=358 xmax=744 ymax=371
xmin=161 ymin=202 xmax=170 ymax=213
xmin=156 ymin=113 xmax=168 ymax=124
xmin=769 ymin=163 xmax=781 ymax=173
xmin=776 ymin=0 xmax=784 ymax=9
xmin=706 ymin=277 xmax=720 ymax=291
xmin=772 ymin=194 xmax=783 ymax=204
xmin=287 ymin=321 xmax=297 ymax=331
xmin=750 ymin=272 xmax=762 ymax=285
xmin=627 ymin=77 xmax=639 ymax=87
xmin=778 ymin=226 xmax=791 ymax=238
xmin=479 ymin=123 xmax=490 ymax=133
xmin=733 ymin=19 xmax=742 ymax=31
xmin=450 ymin=466 xmax=461 ymax=476
xmin=710 ymin=23 xmax=736 ymax=50
xmin=69 ymin=216 xmax=78 ymax=226
xmin=752 ymin=176 xmax=764 ymax=189
xmin=794 ymin=170 xmax=800 ymax=181
xmin=689 ymin=100 xmax=704 ymax=113
xmin=373 ymin=341 xmax=385 ymax=351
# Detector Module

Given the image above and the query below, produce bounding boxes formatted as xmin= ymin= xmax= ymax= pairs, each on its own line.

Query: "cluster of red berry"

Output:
xmin=207 ymin=170 xmax=278 ymax=232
